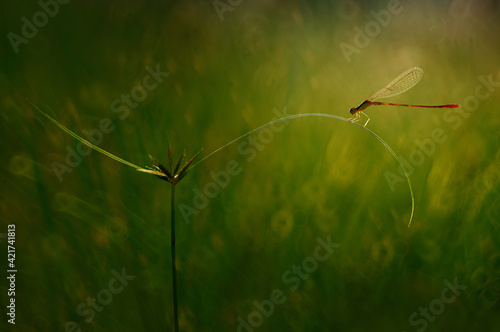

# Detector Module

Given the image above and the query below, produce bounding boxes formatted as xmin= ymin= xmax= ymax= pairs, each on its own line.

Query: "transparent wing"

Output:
xmin=367 ymin=67 xmax=424 ymax=101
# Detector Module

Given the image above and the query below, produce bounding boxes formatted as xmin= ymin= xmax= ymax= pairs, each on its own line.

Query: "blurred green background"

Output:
xmin=1 ymin=0 xmax=499 ymax=331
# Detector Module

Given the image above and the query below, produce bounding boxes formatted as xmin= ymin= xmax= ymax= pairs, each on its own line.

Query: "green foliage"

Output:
xmin=2 ymin=1 xmax=500 ymax=331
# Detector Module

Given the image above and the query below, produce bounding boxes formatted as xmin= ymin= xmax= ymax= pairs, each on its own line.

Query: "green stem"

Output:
xmin=170 ymin=183 xmax=179 ymax=332
xmin=29 ymin=96 xmax=414 ymax=227
xmin=187 ymin=113 xmax=414 ymax=227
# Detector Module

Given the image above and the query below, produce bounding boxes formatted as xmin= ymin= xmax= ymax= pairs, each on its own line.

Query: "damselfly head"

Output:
xmin=349 ymin=107 xmax=356 ymax=115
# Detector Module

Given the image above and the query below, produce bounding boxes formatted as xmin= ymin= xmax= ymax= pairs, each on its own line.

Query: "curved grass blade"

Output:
xmin=188 ymin=113 xmax=415 ymax=227
xmin=28 ymin=97 xmax=414 ymax=227
xmin=27 ymin=97 xmax=145 ymax=171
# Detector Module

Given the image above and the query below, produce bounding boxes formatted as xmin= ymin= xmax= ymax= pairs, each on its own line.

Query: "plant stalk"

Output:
xmin=187 ymin=113 xmax=414 ymax=227
xmin=170 ymin=183 xmax=179 ymax=332
xmin=29 ymin=98 xmax=415 ymax=228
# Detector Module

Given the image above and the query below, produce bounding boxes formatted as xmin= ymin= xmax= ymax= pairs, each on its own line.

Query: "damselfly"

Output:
xmin=348 ymin=67 xmax=459 ymax=126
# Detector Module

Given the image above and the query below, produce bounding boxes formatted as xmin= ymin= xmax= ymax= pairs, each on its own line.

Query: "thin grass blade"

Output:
xmin=167 ymin=135 xmax=174 ymax=174
xmin=27 ymin=98 xmax=145 ymax=171
xmin=174 ymin=149 xmax=186 ymax=174
xmin=177 ymin=149 xmax=203 ymax=181
xmin=149 ymin=155 xmax=172 ymax=179
xmin=185 ymin=113 xmax=414 ymax=227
